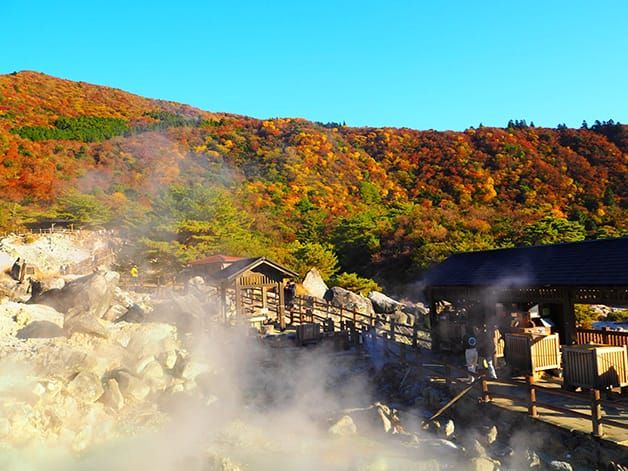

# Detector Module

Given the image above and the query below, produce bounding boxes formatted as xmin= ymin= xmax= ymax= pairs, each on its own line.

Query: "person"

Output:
xmin=130 ymin=265 xmax=139 ymax=287
xmin=284 ymin=280 xmax=296 ymax=310
xmin=479 ymin=324 xmax=498 ymax=379
xmin=462 ymin=325 xmax=478 ymax=381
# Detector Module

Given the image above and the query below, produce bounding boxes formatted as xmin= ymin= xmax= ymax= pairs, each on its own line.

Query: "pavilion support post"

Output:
xmin=261 ymin=287 xmax=267 ymax=309
xmin=562 ymin=289 xmax=577 ymax=345
xmin=235 ymin=282 xmax=242 ymax=319
xmin=220 ymin=284 xmax=228 ymax=323
xmin=591 ymin=388 xmax=603 ymax=437
xmin=427 ymin=289 xmax=440 ymax=352
xmin=278 ymin=281 xmax=286 ymax=330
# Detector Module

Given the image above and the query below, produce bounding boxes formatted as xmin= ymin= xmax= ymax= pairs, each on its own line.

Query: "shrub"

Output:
xmin=332 ymin=272 xmax=381 ymax=296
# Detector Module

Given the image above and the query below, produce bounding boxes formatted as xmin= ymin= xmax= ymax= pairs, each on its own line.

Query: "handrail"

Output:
xmin=576 ymin=328 xmax=628 ymax=348
xmin=483 ymin=375 xmax=628 ymax=436
xmin=418 ymin=360 xmax=628 ymax=437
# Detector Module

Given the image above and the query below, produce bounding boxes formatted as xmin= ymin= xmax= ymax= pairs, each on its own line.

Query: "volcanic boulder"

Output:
xmin=325 ymin=286 xmax=375 ymax=318
xmin=30 ymin=270 xmax=120 ymax=320
xmin=302 ymin=268 xmax=329 ymax=299
xmin=17 ymin=320 xmax=64 ymax=339
xmin=151 ymin=294 xmax=207 ymax=333
xmin=368 ymin=291 xmax=403 ymax=314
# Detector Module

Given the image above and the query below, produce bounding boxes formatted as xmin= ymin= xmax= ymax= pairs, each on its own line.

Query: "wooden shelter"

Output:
xmin=204 ymin=256 xmax=298 ymax=328
xmin=423 ymin=238 xmax=628 ymax=350
xmin=188 ymin=254 xmax=247 ymax=278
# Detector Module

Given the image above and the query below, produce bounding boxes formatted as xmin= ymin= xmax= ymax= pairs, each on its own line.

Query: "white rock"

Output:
xmin=443 ymin=419 xmax=455 ymax=438
xmin=1 ymin=301 xmax=64 ymax=328
xmin=158 ymin=350 xmax=178 ymax=370
xmin=470 ymin=457 xmax=497 ymax=471
xmin=100 ymin=378 xmax=124 ymax=411
xmin=486 ymin=425 xmax=498 ymax=445
xmin=66 ymin=371 xmax=104 ymax=403
xmin=134 ymin=355 xmax=156 ymax=375
xmin=368 ymin=291 xmax=403 ymax=314
xmin=181 ymin=359 xmax=212 ymax=381
xmin=302 ymin=268 xmax=329 ymax=299
xmin=328 ymin=415 xmax=357 ymax=436
xmin=113 ymin=370 xmax=150 ymax=401
xmin=550 ymin=461 xmax=573 ymax=471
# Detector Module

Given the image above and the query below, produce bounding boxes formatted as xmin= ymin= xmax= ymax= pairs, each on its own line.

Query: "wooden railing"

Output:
xmin=419 ymin=361 xmax=628 ymax=439
xmin=576 ymin=328 xmax=628 ymax=347
xmin=486 ymin=375 xmax=628 ymax=438
xmin=288 ymin=295 xmax=432 ymax=350
xmin=238 ymin=292 xmax=432 ymax=350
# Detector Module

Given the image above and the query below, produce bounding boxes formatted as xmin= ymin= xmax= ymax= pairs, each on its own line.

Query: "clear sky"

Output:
xmin=2 ymin=1 xmax=626 ymax=130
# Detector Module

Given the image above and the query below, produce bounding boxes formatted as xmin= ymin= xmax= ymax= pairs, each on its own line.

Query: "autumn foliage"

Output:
xmin=0 ymin=71 xmax=626 ymax=287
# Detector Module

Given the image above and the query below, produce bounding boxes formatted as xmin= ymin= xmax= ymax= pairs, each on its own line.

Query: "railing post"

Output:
xmin=297 ymin=297 xmax=303 ymax=323
xmin=482 ymin=376 xmax=490 ymax=403
xmin=591 ymin=388 xmax=603 ymax=437
xmin=528 ymin=375 xmax=538 ymax=417
xmin=444 ymin=364 xmax=451 ymax=394
xmin=412 ymin=322 xmax=418 ymax=349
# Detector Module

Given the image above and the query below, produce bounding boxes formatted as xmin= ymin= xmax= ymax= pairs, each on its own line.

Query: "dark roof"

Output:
xmin=210 ymin=257 xmax=298 ymax=282
xmin=189 ymin=254 xmax=245 ymax=266
xmin=424 ymin=238 xmax=628 ymax=288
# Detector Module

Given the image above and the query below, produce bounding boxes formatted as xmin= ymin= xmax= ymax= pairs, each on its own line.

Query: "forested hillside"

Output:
xmin=1 ymin=71 xmax=626 ymax=289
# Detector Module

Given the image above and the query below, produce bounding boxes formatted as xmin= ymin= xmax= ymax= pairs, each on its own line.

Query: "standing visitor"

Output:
xmin=130 ymin=265 xmax=139 ymax=288
xmin=479 ymin=324 xmax=498 ymax=379
xmin=462 ymin=325 xmax=478 ymax=381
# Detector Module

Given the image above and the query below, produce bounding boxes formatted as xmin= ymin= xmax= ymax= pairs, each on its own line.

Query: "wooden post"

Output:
xmin=220 ymin=284 xmax=228 ymax=323
xmin=528 ymin=375 xmax=538 ymax=417
xmin=297 ymin=296 xmax=303 ymax=323
xmin=591 ymin=388 xmax=603 ymax=437
xmin=261 ymin=287 xmax=267 ymax=309
xmin=562 ymin=289 xmax=577 ymax=345
xmin=481 ymin=376 xmax=490 ymax=403
xmin=412 ymin=322 xmax=419 ymax=350
xmin=428 ymin=289 xmax=440 ymax=352
xmin=444 ymin=364 xmax=451 ymax=394
xmin=235 ymin=282 xmax=242 ymax=318
xmin=278 ymin=281 xmax=286 ymax=330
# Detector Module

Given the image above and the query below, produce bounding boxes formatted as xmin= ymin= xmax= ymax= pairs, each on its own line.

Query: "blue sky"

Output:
xmin=2 ymin=1 xmax=626 ymax=130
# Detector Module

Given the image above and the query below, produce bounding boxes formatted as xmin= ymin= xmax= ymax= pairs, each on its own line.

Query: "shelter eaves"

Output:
xmin=424 ymin=238 xmax=628 ymax=288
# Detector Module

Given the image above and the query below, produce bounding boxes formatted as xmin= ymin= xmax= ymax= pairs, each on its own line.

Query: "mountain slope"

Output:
xmin=0 ymin=71 xmax=626 ymax=285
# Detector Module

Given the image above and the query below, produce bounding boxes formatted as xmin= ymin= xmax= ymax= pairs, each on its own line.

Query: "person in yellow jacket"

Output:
xmin=130 ymin=265 xmax=139 ymax=287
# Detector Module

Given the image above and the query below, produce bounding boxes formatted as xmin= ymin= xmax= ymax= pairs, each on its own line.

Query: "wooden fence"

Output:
xmin=0 ymin=226 xmax=86 ymax=239
xmin=420 ymin=362 xmax=628 ymax=439
xmin=576 ymin=328 xmax=628 ymax=347
xmin=237 ymin=291 xmax=432 ymax=350
xmin=486 ymin=375 xmax=628 ymax=438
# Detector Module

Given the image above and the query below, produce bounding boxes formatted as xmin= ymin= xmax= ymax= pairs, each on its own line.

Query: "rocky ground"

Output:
xmin=0 ymin=233 xmax=625 ymax=470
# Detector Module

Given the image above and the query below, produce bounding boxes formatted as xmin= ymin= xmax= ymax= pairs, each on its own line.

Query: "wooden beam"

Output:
xmin=220 ymin=284 xmax=227 ymax=322
xmin=563 ymin=289 xmax=577 ymax=345
xmin=235 ymin=283 xmax=242 ymax=318
xmin=277 ymin=281 xmax=286 ymax=330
